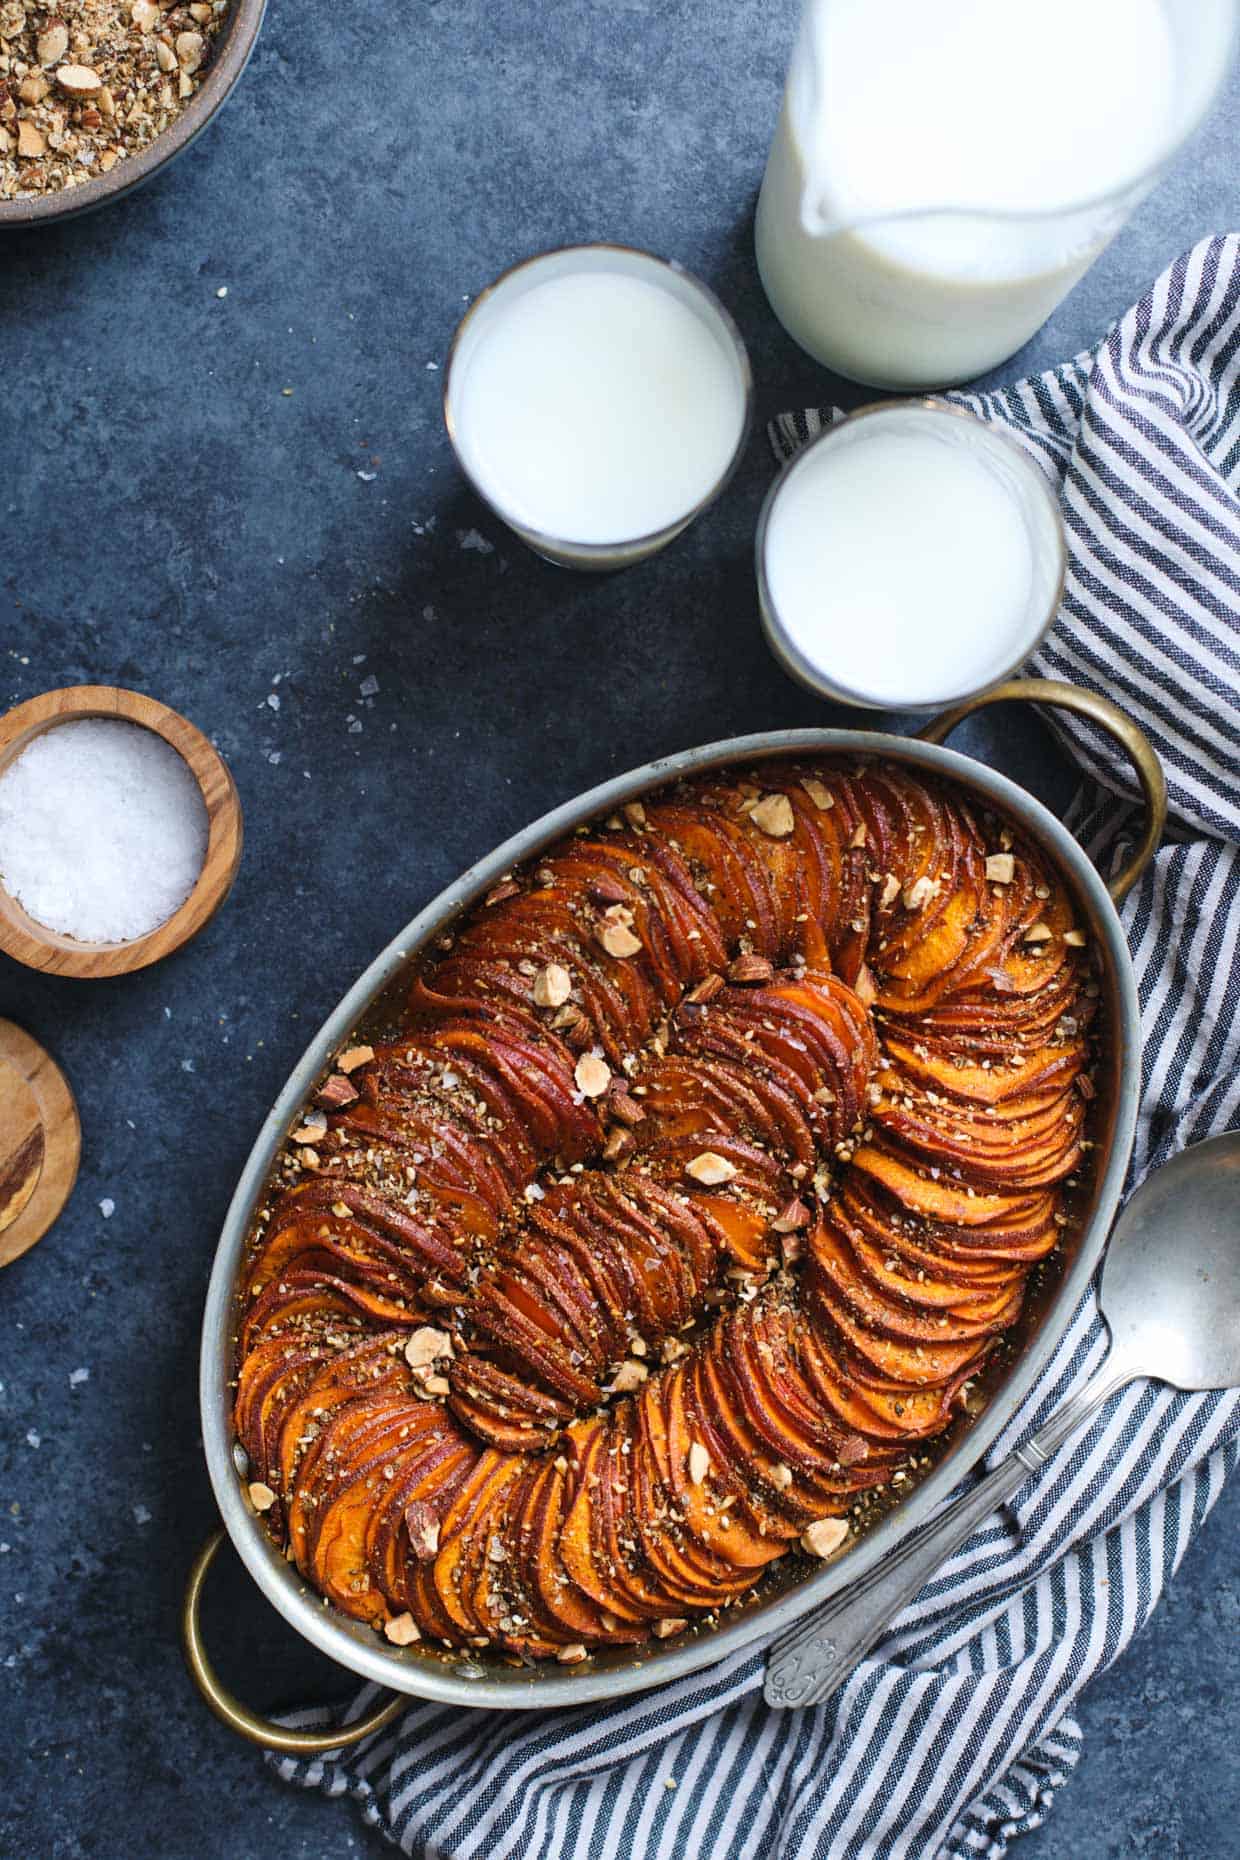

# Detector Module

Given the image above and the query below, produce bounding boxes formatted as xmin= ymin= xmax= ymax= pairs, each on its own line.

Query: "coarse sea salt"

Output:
xmin=0 ymin=719 xmax=208 ymax=943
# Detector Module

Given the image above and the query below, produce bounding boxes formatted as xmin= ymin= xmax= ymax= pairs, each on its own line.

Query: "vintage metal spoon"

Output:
xmin=765 ymin=1130 xmax=1240 ymax=1708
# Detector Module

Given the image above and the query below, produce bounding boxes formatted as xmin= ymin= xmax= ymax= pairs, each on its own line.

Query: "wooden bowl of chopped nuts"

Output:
xmin=0 ymin=0 xmax=266 ymax=227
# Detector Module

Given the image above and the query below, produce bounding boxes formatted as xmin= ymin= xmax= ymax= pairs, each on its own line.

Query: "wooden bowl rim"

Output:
xmin=0 ymin=684 xmax=243 ymax=979
xmin=0 ymin=0 xmax=267 ymax=231
xmin=0 ymin=1018 xmax=81 ymax=1268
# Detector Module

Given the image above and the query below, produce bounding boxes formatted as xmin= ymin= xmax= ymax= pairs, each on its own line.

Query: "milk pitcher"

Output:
xmin=755 ymin=0 xmax=1238 ymax=390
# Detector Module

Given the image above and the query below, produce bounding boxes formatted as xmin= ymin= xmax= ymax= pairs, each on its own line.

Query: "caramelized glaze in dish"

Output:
xmin=232 ymin=760 xmax=1096 ymax=1660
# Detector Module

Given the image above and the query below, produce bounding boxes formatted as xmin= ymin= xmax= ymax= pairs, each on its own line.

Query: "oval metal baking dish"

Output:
xmin=188 ymin=679 xmax=1164 ymax=1748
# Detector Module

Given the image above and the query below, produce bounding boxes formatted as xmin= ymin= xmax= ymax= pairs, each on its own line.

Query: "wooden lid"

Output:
xmin=0 ymin=1020 xmax=80 ymax=1267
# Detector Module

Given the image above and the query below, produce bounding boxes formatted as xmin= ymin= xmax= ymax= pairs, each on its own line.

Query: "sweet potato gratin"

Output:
xmin=232 ymin=761 xmax=1096 ymax=1661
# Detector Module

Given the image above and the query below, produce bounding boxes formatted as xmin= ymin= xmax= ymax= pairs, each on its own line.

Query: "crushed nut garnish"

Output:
xmin=247 ymin=1481 xmax=276 ymax=1512
xmin=985 ymin=853 xmax=1016 ymax=884
xmin=1 ymin=0 xmax=232 ymax=201
xmin=801 ymin=1517 xmax=849 ymax=1558
xmin=750 ymin=793 xmax=795 ymax=839
xmin=685 ymin=1150 xmax=737 ymax=1186
xmin=597 ymin=919 xmax=642 ymax=959
xmin=608 ymin=1359 xmax=648 ymax=1393
xmin=653 ymin=1617 xmax=688 ymax=1638
xmin=901 ymin=875 xmax=938 ymax=911
xmin=574 ymin=1052 xmax=611 ymax=1098
xmin=384 ymin=1612 xmax=421 ymax=1646
xmin=688 ymin=1441 xmax=710 ymax=1485
xmin=336 ymin=1044 xmax=375 ymax=1073
xmin=404 ymin=1326 xmax=450 ymax=1370
xmin=533 ymin=961 xmax=572 ymax=1008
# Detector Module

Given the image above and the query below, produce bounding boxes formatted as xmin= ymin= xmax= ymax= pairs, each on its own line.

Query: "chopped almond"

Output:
xmin=404 ymin=1326 xmax=450 ymax=1370
xmin=750 ymin=793 xmax=795 ymax=839
xmin=771 ymin=1197 xmax=810 ymax=1234
xmin=685 ymin=1151 xmax=737 ymax=1187
xmin=575 ymin=1052 xmax=612 ymax=1098
xmin=36 ymin=21 xmax=69 ymax=63
xmin=1063 ymin=928 xmax=1088 ymax=947
xmin=247 ymin=1481 xmax=276 ymax=1513
xmin=985 ymin=853 xmax=1016 ymax=884
xmin=404 ymin=1503 xmax=440 ymax=1561
xmin=1023 ymin=922 xmax=1053 ymax=943
xmin=878 ymin=873 xmax=900 ymax=909
xmin=901 ymin=876 xmax=938 ymax=911
xmin=290 ymin=1111 xmax=328 ymax=1145
xmin=608 ymin=1359 xmax=648 ymax=1393
xmin=688 ymin=1441 xmax=710 ymax=1485
xmin=769 ymin=1462 xmax=794 ymax=1491
xmin=799 ymin=777 xmax=834 ymax=811
xmin=801 ymin=1517 xmax=849 ymax=1558
xmin=598 ymin=920 xmax=642 ymax=959
xmin=533 ymin=962 xmax=572 ymax=1008
xmin=557 ymin=1643 xmax=588 ymax=1664
xmin=384 ymin=1612 xmax=421 ymax=1646
xmin=653 ymin=1617 xmax=689 ymax=1639
xmin=55 ymin=63 xmax=102 ymax=93
xmin=336 ymin=1044 xmax=375 ymax=1073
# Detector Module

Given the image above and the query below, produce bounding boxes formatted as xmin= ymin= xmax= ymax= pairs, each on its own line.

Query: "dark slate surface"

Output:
xmin=1 ymin=4 xmax=1236 ymax=1856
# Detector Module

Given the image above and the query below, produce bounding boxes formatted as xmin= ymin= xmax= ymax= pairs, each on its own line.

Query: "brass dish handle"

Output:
xmin=919 ymin=678 xmax=1167 ymax=905
xmin=182 ymin=1527 xmax=407 ymax=1755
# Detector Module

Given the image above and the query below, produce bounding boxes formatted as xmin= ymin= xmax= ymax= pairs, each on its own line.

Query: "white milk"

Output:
xmin=755 ymin=0 xmax=1186 ymax=387
xmin=760 ymin=408 xmax=1063 ymax=708
xmin=450 ymin=266 xmax=748 ymax=547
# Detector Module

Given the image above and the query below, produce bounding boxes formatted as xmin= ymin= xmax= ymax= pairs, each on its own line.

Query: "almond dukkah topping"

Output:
xmin=235 ymin=757 xmax=1095 ymax=1663
xmin=750 ymin=792 xmax=795 ymax=838
xmin=801 ymin=1517 xmax=849 ymax=1558
xmin=384 ymin=1612 xmax=421 ymax=1646
xmin=336 ymin=1043 xmax=375 ymax=1073
xmin=533 ymin=961 xmax=572 ymax=1008
xmin=574 ymin=1052 xmax=611 ymax=1098
xmin=0 ymin=0 xmax=231 ymax=199
xmin=685 ymin=1150 xmax=737 ymax=1186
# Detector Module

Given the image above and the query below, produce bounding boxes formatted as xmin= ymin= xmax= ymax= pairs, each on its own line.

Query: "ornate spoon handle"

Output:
xmin=764 ymin=1369 xmax=1127 ymax=1709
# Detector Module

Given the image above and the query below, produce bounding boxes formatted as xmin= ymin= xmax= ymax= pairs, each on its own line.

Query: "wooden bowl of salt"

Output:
xmin=0 ymin=687 xmax=243 ymax=979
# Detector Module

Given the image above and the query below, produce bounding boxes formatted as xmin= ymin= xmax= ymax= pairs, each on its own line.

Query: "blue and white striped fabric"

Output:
xmin=271 ymin=236 xmax=1240 ymax=1859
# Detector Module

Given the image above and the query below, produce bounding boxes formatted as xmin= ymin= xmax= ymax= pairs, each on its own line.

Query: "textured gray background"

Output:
xmin=0 ymin=3 xmax=1236 ymax=1856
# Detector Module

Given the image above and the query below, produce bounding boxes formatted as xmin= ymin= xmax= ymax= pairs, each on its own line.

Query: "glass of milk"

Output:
xmin=756 ymin=401 xmax=1066 ymax=710
xmin=755 ymin=0 xmax=1239 ymax=390
xmin=444 ymin=246 xmax=753 ymax=570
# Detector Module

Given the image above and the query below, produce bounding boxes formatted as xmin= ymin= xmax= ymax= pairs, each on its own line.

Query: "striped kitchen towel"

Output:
xmin=270 ymin=235 xmax=1240 ymax=1860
